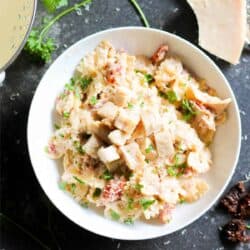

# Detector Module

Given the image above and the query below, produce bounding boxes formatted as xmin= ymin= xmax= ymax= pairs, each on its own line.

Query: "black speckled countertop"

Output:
xmin=1 ymin=1 xmax=250 ymax=249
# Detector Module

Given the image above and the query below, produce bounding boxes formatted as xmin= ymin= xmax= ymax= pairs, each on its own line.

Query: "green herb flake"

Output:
xmin=93 ymin=188 xmax=102 ymax=198
xmin=127 ymin=198 xmax=134 ymax=210
xmin=43 ymin=0 xmax=69 ymax=13
xmin=54 ymin=123 xmax=60 ymax=130
xmin=110 ymin=209 xmax=120 ymax=221
xmin=81 ymin=202 xmax=89 ymax=208
xmin=145 ymin=159 xmax=150 ymax=163
xmin=73 ymin=141 xmax=85 ymax=154
xmin=145 ymin=144 xmax=154 ymax=154
xmin=246 ymin=224 xmax=250 ymax=229
xmin=79 ymin=76 xmax=93 ymax=91
xmin=73 ymin=176 xmax=85 ymax=185
xmin=44 ymin=146 xmax=49 ymax=153
xmin=71 ymin=183 xmax=76 ymax=194
xmin=124 ymin=218 xmax=134 ymax=225
xmin=134 ymin=183 xmax=143 ymax=192
xmin=166 ymin=90 xmax=178 ymax=103
xmin=102 ymin=170 xmax=113 ymax=180
xmin=144 ymin=73 xmax=154 ymax=84
xmin=63 ymin=111 xmax=70 ymax=118
xmin=127 ymin=102 xmax=134 ymax=109
xmin=140 ymin=102 xmax=144 ymax=108
xmin=140 ymin=198 xmax=155 ymax=210
xmin=181 ymin=99 xmax=196 ymax=121
xmin=167 ymin=166 xmax=178 ymax=177
xmin=179 ymin=198 xmax=186 ymax=204
xmin=89 ymin=96 xmax=97 ymax=105
xmin=59 ymin=181 xmax=67 ymax=190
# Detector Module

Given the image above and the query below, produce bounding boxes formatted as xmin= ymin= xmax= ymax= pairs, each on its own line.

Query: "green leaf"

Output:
xmin=73 ymin=176 xmax=85 ymax=184
xmin=54 ymin=123 xmax=60 ymax=129
xmin=89 ymin=96 xmax=98 ymax=105
xmin=43 ymin=0 xmax=68 ymax=13
xmin=167 ymin=166 xmax=178 ymax=177
xmin=246 ymin=224 xmax=250 ymax=229
xmin=79 ymin=76 xmax=93 ymax=91
xmin=73 ymin=141 xmax=85 ymax=154
xmin=93 ymin=188 xmax=102 ymax=198
xmin=140 ymin=199 xmax=155 ymax=210
xmin=179 ymin=198 xmax=186 ymax=204
xmin=124 ymin=217 xmax=134 ymax=225
xmin=145 ymin=144 xmax=154 ymax=154
xmin=144 ymin=73 xmax=154 ymax=84
xmin=71 ymin=183 xmax=76 ymax=194
xmin=166 ymin=90 xmax=178 ymax=103
xmin=110 ymin=210 xmax=120 ymax=221
xmin=102 ymin=170 xmax=113 ymax=180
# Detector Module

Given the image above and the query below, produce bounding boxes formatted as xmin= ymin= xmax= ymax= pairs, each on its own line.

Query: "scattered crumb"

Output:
xmin=210 ymin=217 xmax=215 ymax=224
xmin=218 ymin=226 xmax=223 ymax=231
xmin=163 ymin=240 xmax=170 ymax=245
xmin=181 ymin=229 xmax=187 ymax=235
xmin=115 ymin=7 xmax=120 ymax=12
xmin=245 ymin=172 xmax=250 ymax=181
xmin=63 ymin=44 xmax=68 ymax=48
xmin=84 ymin=18 xmax=89 ymax=24
xmin=13 ymin=110 xmax=18 ymax=115
xmin=241 ymin=135 xmax=248 ymax=141
xmin=10 ymin=93 xmax=20 ymax=101
xmin=85 ymin=4 xmax=90 ymax=11
xmin=216 ymin=247 xmax=224 ymax=250
xmin=75 ymin=7 xmax=82 ymax=16
xmin=117 ymin=242 xmax=120 ymax=249
xmin=204 ymin=215 xmax=209 ymax=220
xmin=16 ymin=139 xmax=20 ymax=145
xmin=173 ymin=8 xmax=179 ymax=13
xmin=0 ymin=81 xmax=3 ymax=88
xmin=239 ymin=110 xmax=246 ymax=116
xmin=242 ymin=58 xmax=248 ymax=63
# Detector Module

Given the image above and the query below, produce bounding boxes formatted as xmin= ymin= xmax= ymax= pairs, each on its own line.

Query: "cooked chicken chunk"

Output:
xmin=89 ymin=121 xmax=111 ymax=143
xmin=186 ymin=86 xmax=231 ymax=114
xmin=96 ymin=101 xmax=119 ymax=121
xmin=141 ymin=109 xmax=162 ymax=136
xmin=119 ymin=142 xmax=145 ymax=170
xmin=154 ymin=129 xmax=175 ymax=159
xmin=187 ymin=150 xmax=211 ymax=173
xmin=114 ymin=108 xmax=140 ymax=134
xmin=84 ymin=135 xmax=102 ymax=158
xmin=108 ymin=129 xmax=129 ymax=146
xmin=110 ymin=86 xmax=131 ymax=107
xmin=97 ymin=146 xmax=120 ymax=164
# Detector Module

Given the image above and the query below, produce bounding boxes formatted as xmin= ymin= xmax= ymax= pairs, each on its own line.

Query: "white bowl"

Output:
xmin=27 ymin=27 xmax=241 ymax=240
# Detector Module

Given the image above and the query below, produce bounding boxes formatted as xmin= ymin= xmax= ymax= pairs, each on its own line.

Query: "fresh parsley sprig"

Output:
xmin=43 ymin=0 xmax=68 ymax=13
xmin=25 ymin=0 xmax=92 ymax=63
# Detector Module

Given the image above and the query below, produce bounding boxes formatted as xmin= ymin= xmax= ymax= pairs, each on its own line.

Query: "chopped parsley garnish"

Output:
xmin=73 ymin=176 xmax=85 ymax=184
xmin=59 ymin=181 xmax=67 ymax=190
xmin=89 ymin=96 xmax=97 ymax=105
xmin=124 ymin=218 xmax=134 ymax=225
xmin=81 ymin=202 xmax=89 ymax=208
xmin=127 ymin=198 xmax=134 ymax=210
xmin=110 ymin=210 xmax=120 ymax=221
xmin=63 ymin=111 xmax=70 ymax=118
xmin=144 ymin=73 xmax=154 ymax=84
xmin=179 ymin=198 xmax=186 ymax=204
xmin=65 ymin=82 xmax=75 ymax=91
xmin=102 ymin=170 xmax=113 ymax=180
xmin=140 ymin=199 xmax=155 ymax=210
xmin=93 ymin=188 xmax=102 ymax=198
xmin=167 ymin=166 xmax=178 ymax=177
xmin=71 ymin=183 xmax=76 ymax=194
xmin=166 ymin=90 xmax=178 ymax=103
xmin=145 ymin=144 xmax=154 ymax=154
xmin=145 ymin=159 xmax=150 ymax=163
xmin=134 ymin=183 xmax=143 ymax=192
xmin=181 ymin=99 xmax=196 ymax=121
xmin=73 ymin=141 xmax=85 ymax=154
xmin=140 ymin=102 xmax=144 ymax=108
xmin=54 ymin=123 xmax=60 ymax=130
xmin=79 ymin=76 xmax=93 ymax=91
xmin=59 ymin=133 xmax=64 ymax=138
xmin=127 ymin=102 xmax=134 ymax=109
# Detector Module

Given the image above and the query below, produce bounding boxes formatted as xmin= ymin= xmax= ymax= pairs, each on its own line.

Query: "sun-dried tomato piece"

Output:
xmin=220 ymin=182 xmax=246 ymax=214
xmin=151 ymin=45 xmax=168 ymax=64
xmin=221 ymin=219 xmax=250 ymax=243
xmin=237 ymin=193 xmax=250 ymax=219
xmin=102 ymin=177 xmax=126 ymax=202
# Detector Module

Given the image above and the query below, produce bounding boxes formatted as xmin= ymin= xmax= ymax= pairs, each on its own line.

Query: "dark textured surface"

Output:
xmin=1 ymin=0 xmax=250 ymax=249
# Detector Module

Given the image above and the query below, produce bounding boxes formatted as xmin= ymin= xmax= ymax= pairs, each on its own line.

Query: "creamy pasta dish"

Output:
xmin=46 ymin=41 xmax=231 ymax=224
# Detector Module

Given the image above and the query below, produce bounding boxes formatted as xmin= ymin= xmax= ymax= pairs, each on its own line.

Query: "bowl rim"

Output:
xmin=27 ymin=26 xmax=242 ymax=240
